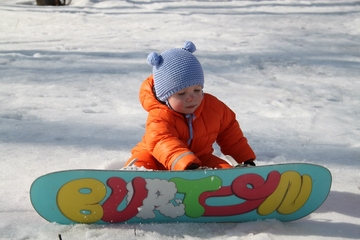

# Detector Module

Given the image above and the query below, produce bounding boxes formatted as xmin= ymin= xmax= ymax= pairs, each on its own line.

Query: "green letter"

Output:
xmin=170 ymin=176 xmax=222 ymax=218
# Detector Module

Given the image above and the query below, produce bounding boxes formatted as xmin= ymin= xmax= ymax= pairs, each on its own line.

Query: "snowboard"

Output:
xmin=30 ymin=163 xmax=331 ymax=224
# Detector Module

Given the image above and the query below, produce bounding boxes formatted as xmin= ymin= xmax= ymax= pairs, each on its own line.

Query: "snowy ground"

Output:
xmin=1 ymin=0 xmax=360 ymax=239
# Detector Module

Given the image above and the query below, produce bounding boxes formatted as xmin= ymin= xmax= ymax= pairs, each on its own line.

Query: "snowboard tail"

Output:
xmin=30 ymin=163 xmax=331 ymax=224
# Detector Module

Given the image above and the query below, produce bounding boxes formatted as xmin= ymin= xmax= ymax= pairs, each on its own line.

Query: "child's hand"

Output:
xmin=186 ymin=163 xmax=200 ymax=170
xmin=244 ymin=160 xmax=256 ymax=166
xmin=235 ymin=160 xmax=256 ymax=168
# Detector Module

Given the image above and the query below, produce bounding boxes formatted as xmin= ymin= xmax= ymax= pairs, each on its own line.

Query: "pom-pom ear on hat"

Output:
xmin=149 ymin=41 xmax=204 ymax=102
xmin=183 ymin=41 xmax=196 ymax=53
xmin=147 ymin=52 xmax=162 ymax=67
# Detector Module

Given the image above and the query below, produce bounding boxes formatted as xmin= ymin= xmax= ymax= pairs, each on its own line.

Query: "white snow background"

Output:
xmin=1 ymin=0 xmax=360 ymax=239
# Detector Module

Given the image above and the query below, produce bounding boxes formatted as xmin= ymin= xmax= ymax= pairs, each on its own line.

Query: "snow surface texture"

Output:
xmin=1 ymin=0 xmax=360 ymax=239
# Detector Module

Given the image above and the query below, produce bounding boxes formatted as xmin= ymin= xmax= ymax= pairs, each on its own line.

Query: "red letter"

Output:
xmin=102 ymin=177 xmax=147 ymax=223
xmin=200 ymin=171 xmax=280 ymax=216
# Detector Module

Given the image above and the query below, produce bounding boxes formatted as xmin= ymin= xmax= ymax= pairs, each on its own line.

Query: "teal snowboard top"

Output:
xmin=30 ymin=163 xmax=332 ymax=224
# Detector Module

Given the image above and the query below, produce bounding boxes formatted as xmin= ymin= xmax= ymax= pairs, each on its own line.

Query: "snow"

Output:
xmin=1 ymin=0 xmax=360 ymax=239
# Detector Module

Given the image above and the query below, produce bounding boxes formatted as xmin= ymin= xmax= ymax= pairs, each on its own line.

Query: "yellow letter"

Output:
xmin=258 ymin=171 xmax=312 ymax=215
xmin=57 ymin=178 xmax=106 ymax=223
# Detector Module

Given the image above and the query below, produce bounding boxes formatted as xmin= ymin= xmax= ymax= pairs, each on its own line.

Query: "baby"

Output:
xmin=125 ymin=41 xmax=256 ymax=170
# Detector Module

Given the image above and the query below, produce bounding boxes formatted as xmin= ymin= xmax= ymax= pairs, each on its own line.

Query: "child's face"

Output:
xmin=168 ymin=85 xmax=203 ymax=114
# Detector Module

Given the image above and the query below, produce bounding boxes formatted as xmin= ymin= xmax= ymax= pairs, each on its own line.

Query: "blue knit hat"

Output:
xmin=147 ymin=41 xmax=204 ymax=102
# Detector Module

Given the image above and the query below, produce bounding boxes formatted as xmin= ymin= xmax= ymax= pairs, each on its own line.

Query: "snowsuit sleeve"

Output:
xmin=145 ymin=110 xmax=202 ymax=170
xmin=216 ymin=103 xmax=256 ymax=164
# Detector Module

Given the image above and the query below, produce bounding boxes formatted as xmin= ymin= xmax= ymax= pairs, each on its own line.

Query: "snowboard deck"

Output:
xmin=30 ymin=163 xmax=331 ymax=224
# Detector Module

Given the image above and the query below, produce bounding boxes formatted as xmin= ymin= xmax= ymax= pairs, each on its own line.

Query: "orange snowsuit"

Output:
xmin=125 ymin=75 xmax=256 ymax=170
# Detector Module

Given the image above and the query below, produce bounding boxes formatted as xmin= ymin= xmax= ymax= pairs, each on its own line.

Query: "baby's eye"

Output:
xmin=177 ymin=92 xmax=185 ymax=96
xmin=194 ymin=89 xmax=202 ymax=92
